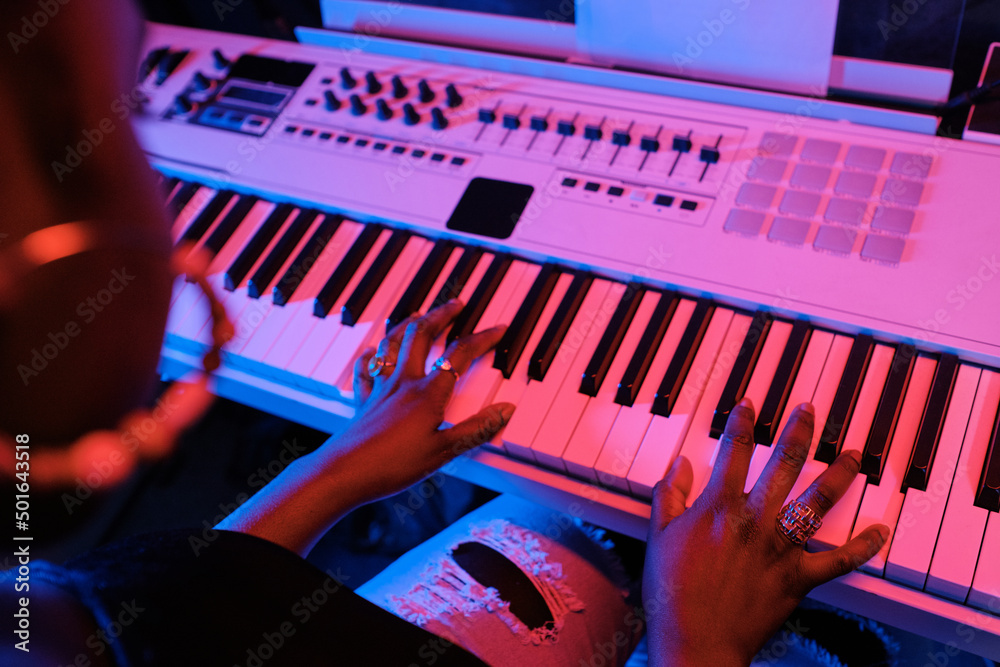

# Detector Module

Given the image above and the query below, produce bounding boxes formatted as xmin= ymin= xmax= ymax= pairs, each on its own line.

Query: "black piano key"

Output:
xmin=447 ymin=254 xmax=512 ymax=344
xmin=580 ymin=283 xmax=646 ymax=397
xmin=313 ymin=224 xmax=384 ymax=318
xmin=904 ymin=353 xmax=960 ymax=491
xmin=341 ymin=230 xmax=412 ymax=326
xmin=615 ymin=291 xmax=679 ymax=407
xmin=247 ymin=209 xmax=319 ymax=299
xmin=178 ymin=190 xmax=235 ymax=245
xmin=528 ymin=272 xmax=592 ymax=382
xmin=201 ymin=195 xmax=260 ymax=257
xmin=430 ymin=247 xmax=483 ymax=309
xmin=975 ymin=401 xmax=1000 ymax=512
xmin=710 ymin=310 xmax=773 ymax=438
xmin=815 ymin=333 xmax=875 ymax=463
xmin=386 ymin=240 xmax=456 ymax=331
xmin=167 ymin=181 xmax=200 ymax=217
xmin=223 ymin=203 xmax=295 ymax=291
xmin=754 ymin=320 xmax=813 ymax=446
xmin=162 ymin=176 xmax=180 ymax=199
xmin=652 ymin=298 xmax=714 ymax=417
xmin=494 ymin=264 xmax=561 ymax=379
xmin=272 ymin=215 xmax=343 ymax=306
xmin=860 ymin=345 xmax=917 ymax=482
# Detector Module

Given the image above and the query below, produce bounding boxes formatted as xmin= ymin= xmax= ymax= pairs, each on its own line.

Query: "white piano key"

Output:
xmin=502 ymin=279 xmax=612 ymax=460
xmin=885 ymin=364 xmax=981 ymax=588
xmin=229 ymin=220 xmax=363 ymax=375
xmin=594 ymin=298 xmax=696 ymax=492
xmin=739 ymin=320 xmax=794 ymax=493
xmin=442 ymin=261 xmax=537 ymax=426
xmin=530 ymin=282 xmax=629 ymax=470
xmin=853 ymin=355 xmax=936 ymax=575
xmin=278 ymin=229 xmax=395 ymax=386
xmin=627 ymin=307 xmax=737 ymax=500
xmin=811 ymin=343 xmax=895 ymax=550
xmin=970 ymin=508 xmax=1000 ymax=613
xmin=562 ymin=291 xmax=661 ymax=480
xmin=312 ymin=237 xmax=434 ymax=397
xmin=786 ymin=334 xmax=855 ymax=503
xmin=676 ymin=310 xmax=751 ymax=502
xmin=927 ymin=369 xmax=1000 ymax=601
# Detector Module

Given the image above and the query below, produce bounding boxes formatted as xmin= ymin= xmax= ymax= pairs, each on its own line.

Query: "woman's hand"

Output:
xmin=217 ymin=299 xmax=515 ymax=556
xmin=642 ymin=399 xmax=890 ymax=666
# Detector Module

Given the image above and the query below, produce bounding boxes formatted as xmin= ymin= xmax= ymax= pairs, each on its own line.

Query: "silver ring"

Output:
xmin=776 ymin=500 xmax=822 ymax=546
xmin=431 ymin=357 xmax=460 ymax=381
xmin=367 ymin=354 xmax=395 ymax=378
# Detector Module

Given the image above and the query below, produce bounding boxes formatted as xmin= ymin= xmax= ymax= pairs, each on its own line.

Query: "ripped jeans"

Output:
xmin=357 ymin=495 xmax=645 ymax=667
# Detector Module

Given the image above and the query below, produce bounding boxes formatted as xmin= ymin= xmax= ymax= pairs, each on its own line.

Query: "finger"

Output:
xmin=374 ymin=314 xmax=415 ymax=381
xmin=353 ymin=348 xmax=376 ymax=405
xmin=425 ymin=325 xmax=507 ymax=393
xmin=747 ymin=403 xmax=814 ymax=517
xmin=650 ymin=456 xmax=693 ymax=533
xmin=398 ymin=299 xmax=464 ymax=377
xmin=796 ymin=449 xmax=863 ymax=519
xmin=439 ymin=402 xmax=516 ymax=461
xmin=800 ymin=524 xmax=890 ymax=589
xmin=706 ymin=398 xmax=756 ymax=499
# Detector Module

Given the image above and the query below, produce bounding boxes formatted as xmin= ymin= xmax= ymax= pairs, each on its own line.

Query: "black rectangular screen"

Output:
xmin=222 ymin=85 xmax=287 ymax=107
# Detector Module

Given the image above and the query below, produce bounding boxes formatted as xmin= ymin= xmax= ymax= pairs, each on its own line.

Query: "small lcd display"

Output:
xmin=221 ymin=85 xmax=287 ymax=107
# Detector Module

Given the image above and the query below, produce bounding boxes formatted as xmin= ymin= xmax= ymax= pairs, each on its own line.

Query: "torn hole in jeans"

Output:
xmin=385 ymin=520 xmax=585 ymax=645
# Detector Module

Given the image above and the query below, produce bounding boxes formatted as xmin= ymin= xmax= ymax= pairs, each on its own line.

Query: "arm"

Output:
xmin=216 ymin=300 xmax=515 ymax=557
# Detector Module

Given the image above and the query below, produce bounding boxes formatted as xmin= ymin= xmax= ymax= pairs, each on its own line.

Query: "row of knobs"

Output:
xmin=321 ymin=69 xmax=461 ymax=129
xmin=336 ymin=68 xmax=461 ymax=107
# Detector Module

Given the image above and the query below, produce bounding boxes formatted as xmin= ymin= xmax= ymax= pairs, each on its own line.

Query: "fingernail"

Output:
xmin=738 ymin=397 xmax=754 ymax=411
xmin=449 ymin=298 xmax=463 ymax=306
xmin=875 ymin=525 xmax=890 ymax=543
xmin=844 ymin=449 xmax=862 ymax=466
xmin=798 ymin=402 xmax=814 ymax=415
xmin=498 ymin=403 xmax=516 ymax=425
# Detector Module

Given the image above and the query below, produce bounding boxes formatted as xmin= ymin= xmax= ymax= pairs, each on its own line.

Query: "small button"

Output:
xmin=612 ymin=130 xmax=630 ymax=147
xmin=365 ymin=71 xmax=382 ymax=95
xmin=392 ymin=146 xmax=406 ymax=154
xmin=824 ymin=198 xmax=868 ymax=226
xmin=672 ymin=136 xmax=692 ymax=153
xmin=779 ymin=191 xmax=821 ymax=218
xmin=431 ymin=108 xmax=448 ymax=130
xmin=747 ymin=157 xmax=788 ymax=184
xmin=800 ymin=139 xmax=841 ymax=164
xmin=557 ymin=120 xmax=576 ymax=136
xmin=871 ymin=206 xmax=915 ymax=235
xmin=304 ymin=98 xmax=318 ymax=107
xmin=881 ymin=179 xmax=924 ymax=207
xmin=301 ymin=128 xmax=315 ymax=137
xmin=584 ymin=125 xmax=602 ymax=140
xmin=248 ymin=118 xmax=264 ymax=127
xmin=530 ymin=116 xmax=548 ymax=131
xmin=759 ymin=133 xmax=798 ymax=157
xmin=699 ymin=147 xmax=720 ymax=164
xmin=861 ymin=234 xmax=906 ymax=263
xmin=284 ymin=125 xmax=298 ymax=134
xmin=320 ymin=77 xmax=333 ymax=85
xmin=607 ymin=186 xmax=624 ymax=197
xmin=562 ymin=177 xmax=578 ymax=187
xmin=640 ymin=137 xmax=660 ymax=152
xmin=418 ymin=79 xmax=435 ymax=103
xmin=630 ymin=191 xmax=648 ymax=202
xmin=319 ymin=132 xmax=332 ymax=141
xmin=723 ymin=209 xmax=766 ymax=236
xmin=680 ymin=200 xmax=698 ymax=211
xmin=790 ymin=164 xmax=832 ymax=191
xmin=336 ymin=135 xmax=351 ymax=144
xmin=845 ymin=145 xmax=887 ymax=172
xmin=478 ymin=109 xmax=496 ymax=123
xmin=445 ymin=84 xmax=463 ymax=108
xmin=373 ymin=142 xmax=388 ymax=151
xmin=654 ymin=194 xmax=675 ymax=207
xmin=208 ymin=109 xmax=224 ymax=119
xmin=431 ymin=153 xmax=446 ymax=162
xmin=340 ymin=67 xmax=357 ymax=89
xmin=503 ymin=113 xmax=520 ymax=130
xmin=412 ymin=149 xmax=426 ymax=158
xmin=813 ymin=225 xmax=857 ymax=254
xmin=736 ymin=183 xmax=777 ymax=210
xmin=584 ymin=182 xmax=601 ymax=192
xmin=355 ymin=138 xmax=369 ymax=147
xmin=891 ymin=152 xmax=932 ymax=179
xmin=768 ymin=217 xmax=812 ymax=245
xmin=834 ymin=171 xmax=876 ymax=198
xmin=451 ymin=156 xmax=466 ymax=166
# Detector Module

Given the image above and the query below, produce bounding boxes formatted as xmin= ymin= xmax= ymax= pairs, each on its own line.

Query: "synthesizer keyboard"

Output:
xmin=138 ymin=24 xmax=1000 ymax=657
